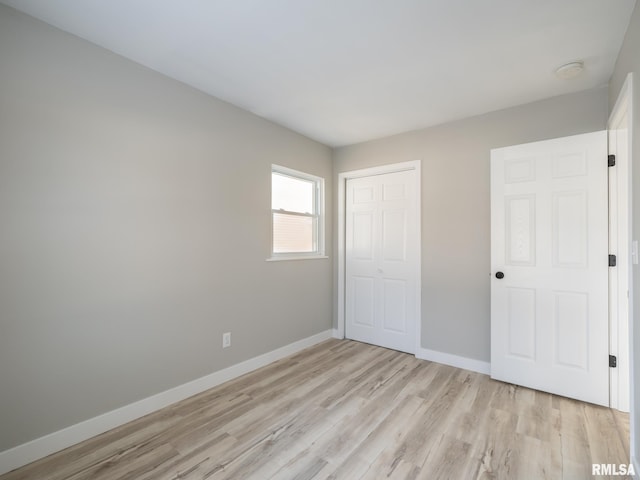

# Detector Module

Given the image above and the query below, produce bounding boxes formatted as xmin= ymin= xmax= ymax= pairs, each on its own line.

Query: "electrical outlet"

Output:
xmin=222 ymin=332 xmax=231 ymax=348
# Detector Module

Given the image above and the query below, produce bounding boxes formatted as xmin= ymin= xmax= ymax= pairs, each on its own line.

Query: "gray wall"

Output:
xmin=0 ymin=5 xmax=333 ymax=451
xmin=333 ymin=87 xmax=608 ymax=362
xmin=609 ymin=0 xmax=640 ymax=466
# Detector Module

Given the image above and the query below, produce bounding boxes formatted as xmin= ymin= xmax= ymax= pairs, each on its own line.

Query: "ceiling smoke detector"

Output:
xmin=555 ymin=61 xmax=585 ymax=80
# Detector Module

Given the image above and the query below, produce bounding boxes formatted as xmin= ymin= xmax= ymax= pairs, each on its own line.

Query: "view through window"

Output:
xmin=271 ymin=166 xmax=323 ymax=257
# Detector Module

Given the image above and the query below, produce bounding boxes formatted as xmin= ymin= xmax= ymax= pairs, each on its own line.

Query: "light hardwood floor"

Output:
xmin=1 ymin=339 xmax=630 ymax=480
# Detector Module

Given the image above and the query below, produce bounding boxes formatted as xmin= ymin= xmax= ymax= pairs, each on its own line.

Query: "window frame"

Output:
xmin=268 ymin=164 xmax=326 ymax=261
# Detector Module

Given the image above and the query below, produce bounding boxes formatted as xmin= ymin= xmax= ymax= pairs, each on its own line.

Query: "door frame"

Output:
xmin=609 ymin=73 xmax=634 ymax=415
xmin=337 ymin=160 xmax=422 ymax=354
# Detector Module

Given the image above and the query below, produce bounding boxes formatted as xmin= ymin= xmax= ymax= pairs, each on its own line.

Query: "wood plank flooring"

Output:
xmin=1 ymin=339 xmax=630 ymax=480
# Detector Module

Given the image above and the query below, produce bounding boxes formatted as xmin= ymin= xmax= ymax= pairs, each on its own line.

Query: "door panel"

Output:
xmin=382 ymin=279 xmax=407 ymax=333
xmin=346 ymin=169 xmax=418 ymax=354
xmin=382 ymin=210 xmax=406 ymax=261
xmin=507 ymin=287 xmax=536 ymax=360
xmin=553 ymin=291 xmax=588 ymax=369
xmin=505 ymin=195 xmax=536 ymax=265
xmin=353 ymin=276 xmax=375 ymax=327
xmin=352 ymin=212 xmax=374 ymax=259
xmin=491 ymin=131 xmax=608 ymax=406
xmin=553 ymin=191 xmax=587 ymax=267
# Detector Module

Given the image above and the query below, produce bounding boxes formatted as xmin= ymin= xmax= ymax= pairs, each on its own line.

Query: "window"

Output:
xmin=270 ymin=165 xmax=325 ymax=260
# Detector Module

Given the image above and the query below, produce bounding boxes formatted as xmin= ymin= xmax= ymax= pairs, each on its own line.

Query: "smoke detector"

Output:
xmin=555 ymin=61 xmax=585 ymax=80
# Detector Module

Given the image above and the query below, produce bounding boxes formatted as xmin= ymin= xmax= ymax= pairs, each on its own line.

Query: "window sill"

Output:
xmin=266 ymin=255 xmax=329 ymax=262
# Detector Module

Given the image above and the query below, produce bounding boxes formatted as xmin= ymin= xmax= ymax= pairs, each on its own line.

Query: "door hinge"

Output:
xmin=609 ymin=254 xmax=617 ymax=267
xmin=609 ymin=355 xmax=617 ymax=368
xmin=608 ymin=154 xmax=616 ymax=167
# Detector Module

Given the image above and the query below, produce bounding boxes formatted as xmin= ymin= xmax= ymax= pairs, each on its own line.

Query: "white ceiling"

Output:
xmin=1 ymin=0 xmax=636 ymax=147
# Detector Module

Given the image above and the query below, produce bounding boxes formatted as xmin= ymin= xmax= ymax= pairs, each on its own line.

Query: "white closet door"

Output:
xmin=346 ymin=169 xmax=418 ymax=354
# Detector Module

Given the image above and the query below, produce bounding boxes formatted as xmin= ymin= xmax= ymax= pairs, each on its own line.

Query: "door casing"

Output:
xmin=608 ymin=73 xmax=634 ymax=419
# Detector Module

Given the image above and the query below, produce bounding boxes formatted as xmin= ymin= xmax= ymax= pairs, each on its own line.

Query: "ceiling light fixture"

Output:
xmin=555 ymin=61 xmax=585 ymax=80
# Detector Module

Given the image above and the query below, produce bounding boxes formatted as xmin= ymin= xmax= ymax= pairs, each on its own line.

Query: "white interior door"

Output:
xmin=491 ymin=131 xmax=609 ymax=406
xmin=346 ymin=169 xmax=418 ymax=354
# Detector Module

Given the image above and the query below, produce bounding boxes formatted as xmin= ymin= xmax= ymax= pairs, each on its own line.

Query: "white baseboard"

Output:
xmin=416 ymin=347 xmax=491 ymax=375
xmin=332 ymin=328 xmax=342 ymax=339
xmin=0 ymin=329 xmax=333 ymax=476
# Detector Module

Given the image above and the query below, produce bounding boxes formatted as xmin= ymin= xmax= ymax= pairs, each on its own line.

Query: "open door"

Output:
xmin=490 ymin=131 xmax=609 ymax=406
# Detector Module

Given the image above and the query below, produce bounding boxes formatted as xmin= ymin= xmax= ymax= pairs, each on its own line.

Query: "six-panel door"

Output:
xmin=491 ymin=131 xmax=609 ymax=406
xmin=346 ymin=169 xmax=418 ymax=354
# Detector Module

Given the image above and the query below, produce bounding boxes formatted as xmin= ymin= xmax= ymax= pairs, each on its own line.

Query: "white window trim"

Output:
xmin=268 ymin=164 xmax=326 ymax=261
